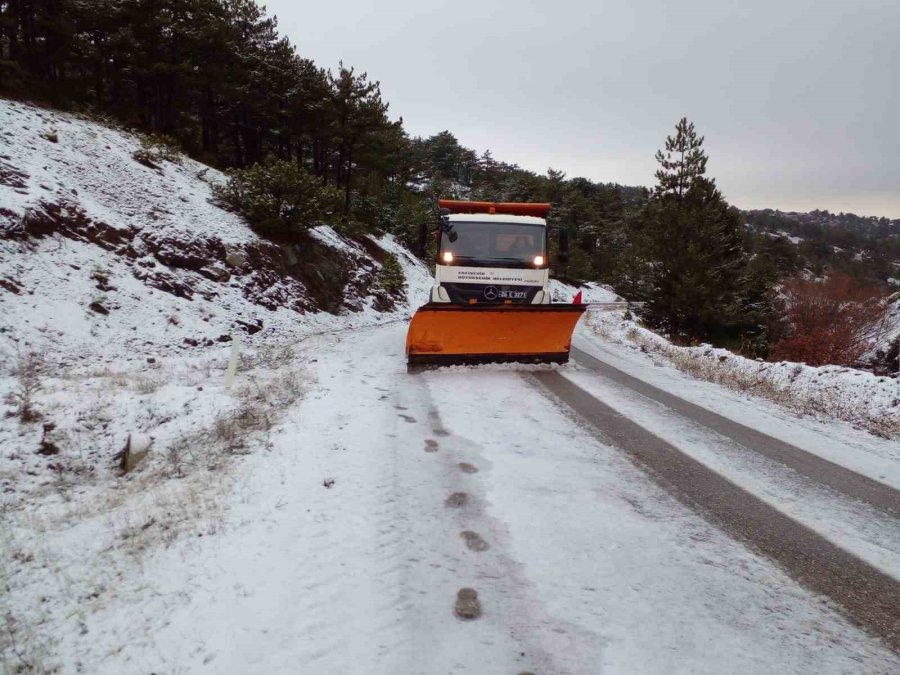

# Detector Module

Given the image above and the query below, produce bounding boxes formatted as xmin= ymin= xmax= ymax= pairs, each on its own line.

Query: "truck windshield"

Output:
xmin=440 ymin=222 xmax=546 ymax=265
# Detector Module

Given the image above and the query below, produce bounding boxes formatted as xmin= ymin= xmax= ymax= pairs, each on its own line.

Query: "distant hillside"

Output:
xmin=744 ymin=208 xmax=900 ymax=237
xmin=742 ymin=208 xmax=900 ymax=288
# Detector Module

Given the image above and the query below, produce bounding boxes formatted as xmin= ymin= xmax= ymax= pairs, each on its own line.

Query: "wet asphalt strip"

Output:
xmin=529 ymin=370 xmax=900 ymax=652
xmin=570 ymin=346 xmax=900 ymax=518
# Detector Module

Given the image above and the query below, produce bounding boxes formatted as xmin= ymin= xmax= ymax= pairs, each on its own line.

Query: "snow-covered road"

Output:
xmin=62 ymin=320 xmax=900 ymax=674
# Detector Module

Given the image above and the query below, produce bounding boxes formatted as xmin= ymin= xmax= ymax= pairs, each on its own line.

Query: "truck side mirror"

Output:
xmin=558 ymin=228 xmax=569 ymax=264
xmin=438 ymin=214 xmax=458 ymax=242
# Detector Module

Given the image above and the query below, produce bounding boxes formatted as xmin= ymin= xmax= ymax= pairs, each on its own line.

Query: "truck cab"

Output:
xmin=406 ymin=199 xmax=583 ymax=365
xmin=430 ymin=201 xmax=560 ymax=305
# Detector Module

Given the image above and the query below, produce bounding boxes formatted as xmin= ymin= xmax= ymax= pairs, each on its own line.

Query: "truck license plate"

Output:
xmin=498 ymin=290 xmax=527 ymax=299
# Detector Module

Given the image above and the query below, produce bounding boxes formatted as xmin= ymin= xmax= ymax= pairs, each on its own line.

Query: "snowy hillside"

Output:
xmin=0 ymin=95 xmax=440 ymax=498
xmin=0 ymin=98 xmax=433 ymax=371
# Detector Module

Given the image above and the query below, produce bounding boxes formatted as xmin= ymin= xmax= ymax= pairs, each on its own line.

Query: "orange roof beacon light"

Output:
xmin=438 ymin=200 xmax=551 ymax=218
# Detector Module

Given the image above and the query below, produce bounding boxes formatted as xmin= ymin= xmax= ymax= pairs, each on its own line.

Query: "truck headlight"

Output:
xmin=442 ymin=251 xmax=454 ymax=263
xmin=533 ymin=255 xmax=544 ymax=266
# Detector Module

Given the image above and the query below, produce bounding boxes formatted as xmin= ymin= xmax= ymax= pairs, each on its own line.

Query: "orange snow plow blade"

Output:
xmin=406 ymin=304 xmax=587 ymax=365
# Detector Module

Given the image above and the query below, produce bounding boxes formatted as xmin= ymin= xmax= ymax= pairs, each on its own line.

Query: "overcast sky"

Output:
xmin=266 ymin=0 xmax=899 ymax=217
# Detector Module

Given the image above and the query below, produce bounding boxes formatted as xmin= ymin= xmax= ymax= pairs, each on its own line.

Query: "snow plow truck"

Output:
xmin=405 ymin=199 xmax=586 ymax=365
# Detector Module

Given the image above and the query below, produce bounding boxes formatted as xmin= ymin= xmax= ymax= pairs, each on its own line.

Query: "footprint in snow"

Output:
xmin=457 ymin=462 xmax=478 ymax=474
xmin=460 ymin=531 xmax=489 ymax=551
xmin=428 ymin=408 xmax=450 ymax=436
xmin=424 ymin=439 xmax=439 ymax=453
xmin=445 ymin=492 xmax=468 ymax=508
xmin=454 ymin=588 xmax=481 ymax=620
xmin=398 ymin=414 xmax=417 ymax=423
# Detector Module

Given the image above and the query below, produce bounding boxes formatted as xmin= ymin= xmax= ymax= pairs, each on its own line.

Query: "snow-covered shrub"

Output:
xmin=590 ymin=310 xmax=900 ymax=439
xmin=376 ymin=252 xmax=406 ymax=297
xmin=770 ymin=273 xmax=891 ymax=367
xmin=213 ymin=158 xmax=340 ymax=238
xmin=871 ymin=336 xmax=899 ymax=376
xmin=132 ymin=133 xmax=182 ymax=167
xmin=370 ymin=251 xmax=407 ymax=311
xmin=3 ymin=351 xmax=42 ymax=422
xmin=397 ymin=201 xmax=433 ymax=253
xmin=238 ymin=344 xmax=296 ymax=371
xmin=332 ymin=218 xmax=373 ymax=238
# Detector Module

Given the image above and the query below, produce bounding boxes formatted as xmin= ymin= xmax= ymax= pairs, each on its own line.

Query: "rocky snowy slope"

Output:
xmin=0 ymin=96 xmax=443 ymax=501
xmin=0 ymin=98 xmax=426 ymax=371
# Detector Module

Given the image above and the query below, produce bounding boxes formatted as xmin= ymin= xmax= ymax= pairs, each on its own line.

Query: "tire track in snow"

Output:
xmin=571 ymin=346 xmax=900 ymax=517
xmin=533 ymin=370 xmax=900 ymax=652
xmin=426 ymin=364 xmax=899 ymax=672
xmin=561 ymin=358 xmax=900 ymax=581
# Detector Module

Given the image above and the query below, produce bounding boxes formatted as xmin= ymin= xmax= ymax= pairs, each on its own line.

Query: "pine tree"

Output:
xmin=327 ymin=64 xmax=390 ymax=210
xmin=641 ymin=118 xmax=750 ymax=343
xmin=612 ymin=209 xmax=652 ymax=299
xmin=654 ymin=117 xmax=707 ymax=198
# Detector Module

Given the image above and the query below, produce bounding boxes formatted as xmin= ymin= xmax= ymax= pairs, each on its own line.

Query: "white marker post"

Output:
xmin=225 ymin=333 xmax=241 ymax=390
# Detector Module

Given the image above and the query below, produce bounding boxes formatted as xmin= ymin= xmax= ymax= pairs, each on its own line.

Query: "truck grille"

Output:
xmin=441 ymin=283 xmax=540 ymax=305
